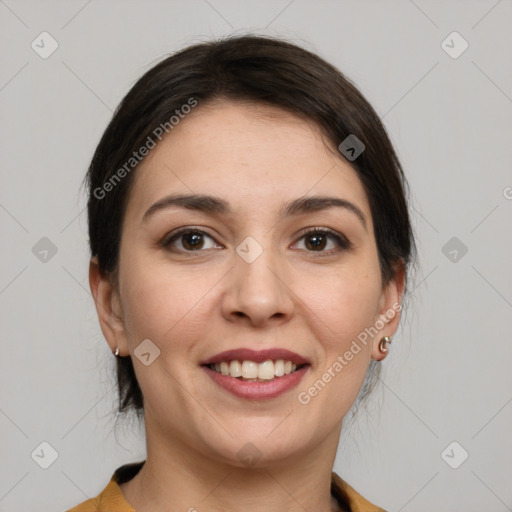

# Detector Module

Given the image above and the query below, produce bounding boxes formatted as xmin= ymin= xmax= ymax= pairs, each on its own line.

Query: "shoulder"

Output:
xmin=65 ymin=479 xmax=118 ymax=512
xmin=65 ymin=461 xmax=145 ymax=512
xmin=331 ymin=471 xmax=388 ymax=512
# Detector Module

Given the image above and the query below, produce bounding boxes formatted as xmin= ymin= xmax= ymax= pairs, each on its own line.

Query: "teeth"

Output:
xmin=209 ymin=359 xmax=303 ymax=379
xmin=230 ymin=359 xmax=242 ymax=377
xmin=258 ymin=360 xmax=274 ymax=380
xmin=220 ymin=362 xmax=229 ymax=375
xmin=274 ymin=359 xmax=285 ymax=377
xmin=242 ymin=361 xmax=258 ymax=379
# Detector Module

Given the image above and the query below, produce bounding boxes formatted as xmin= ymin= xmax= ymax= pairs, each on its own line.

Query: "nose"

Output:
xmin=220 ymin=242 xmax=295 ymax=328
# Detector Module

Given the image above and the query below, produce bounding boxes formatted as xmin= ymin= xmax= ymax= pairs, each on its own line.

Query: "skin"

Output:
xmin=89 ymin=100 xmax=405 ymax=512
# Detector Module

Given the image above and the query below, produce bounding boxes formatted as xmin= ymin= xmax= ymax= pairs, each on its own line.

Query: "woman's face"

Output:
xmin=96 ymin=100 xmax=403 ymax=467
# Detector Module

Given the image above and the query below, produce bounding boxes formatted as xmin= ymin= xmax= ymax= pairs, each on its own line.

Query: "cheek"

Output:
xmin=297 ymin=273 xmax=379 ymax=421
xmin=120 ymin=254 xmax=221 ymax=348
xmin=120 ymin=261 xmax=179 ymax=341
xmin=299 ymin=262 xmax=382 ymax=347
xmin=118 ymin=262 xmax=213 ymax=416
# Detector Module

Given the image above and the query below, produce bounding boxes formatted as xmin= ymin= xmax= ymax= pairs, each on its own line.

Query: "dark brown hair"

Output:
xmin=84 ymin=34 xmax=416 ymax=420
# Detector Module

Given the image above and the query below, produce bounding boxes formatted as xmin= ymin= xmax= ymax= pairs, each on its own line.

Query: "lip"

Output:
xmin=200 ymin=348 xmax=310 ymax=366
xmin=202 ymin=364 xmax=310 ymax=400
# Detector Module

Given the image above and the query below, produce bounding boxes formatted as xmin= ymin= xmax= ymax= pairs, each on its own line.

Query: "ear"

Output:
xmin=89 ymin=257 xmax=130 ymax=356
xmin=371 ymin=260 xmax=406 ymax=361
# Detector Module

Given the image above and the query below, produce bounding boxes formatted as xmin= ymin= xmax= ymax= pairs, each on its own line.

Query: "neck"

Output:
xmin=120 ymin=423 xmax=345 ymax=512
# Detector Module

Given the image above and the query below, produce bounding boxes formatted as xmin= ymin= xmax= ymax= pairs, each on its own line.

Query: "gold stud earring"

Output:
xmin=378 ymin=336 xmax=392 ymax=354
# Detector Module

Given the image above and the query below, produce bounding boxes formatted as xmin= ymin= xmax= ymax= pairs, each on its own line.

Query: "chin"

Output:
xmin=201 ymin=422 xmax=313 ymax=468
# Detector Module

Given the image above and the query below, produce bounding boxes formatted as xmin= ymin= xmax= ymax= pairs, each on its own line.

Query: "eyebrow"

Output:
xmin=142 ymin=193 xmax=367 ymax=230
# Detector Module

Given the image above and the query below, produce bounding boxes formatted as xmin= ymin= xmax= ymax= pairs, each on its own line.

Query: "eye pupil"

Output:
xmin=306 ymin=234 xmax=326 ymax=251
xmin=183 ymin=232 xmax=203 ymax=250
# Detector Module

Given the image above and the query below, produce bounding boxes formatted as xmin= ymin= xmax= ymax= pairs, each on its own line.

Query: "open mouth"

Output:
xmin=204 ymin=360 xmax=309 ymax=382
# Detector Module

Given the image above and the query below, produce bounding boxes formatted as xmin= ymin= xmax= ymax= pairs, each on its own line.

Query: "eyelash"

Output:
xmin=161 ymin=226 xmax=352 ymax=255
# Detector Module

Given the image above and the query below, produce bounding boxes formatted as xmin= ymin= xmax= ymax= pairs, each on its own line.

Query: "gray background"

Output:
xmin=1 ymin=0 xmax=511 ymax=510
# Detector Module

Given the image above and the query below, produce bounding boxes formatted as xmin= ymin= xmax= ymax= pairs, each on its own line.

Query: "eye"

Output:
xmin=161 ymin=226 xmax=352 ymax=254
xmin=293 ymin=227 xmax=352 ymax=253
xmin=162 ymin=228 xmax=221 ymax=252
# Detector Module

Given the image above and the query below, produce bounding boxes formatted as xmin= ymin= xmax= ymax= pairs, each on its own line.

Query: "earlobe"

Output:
xmin=89 ymin=257 xmax=129 ymax=356
xmin=371 ymin=261 xmax=406 ymax=361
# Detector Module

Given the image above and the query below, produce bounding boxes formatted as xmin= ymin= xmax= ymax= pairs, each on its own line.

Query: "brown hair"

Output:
xmin=84 ymin=34 xmax=416 ymax=420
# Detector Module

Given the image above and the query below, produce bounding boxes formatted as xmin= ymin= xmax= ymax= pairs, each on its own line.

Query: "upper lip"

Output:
xmin=200 ymin=348 xmax=310 ymax=366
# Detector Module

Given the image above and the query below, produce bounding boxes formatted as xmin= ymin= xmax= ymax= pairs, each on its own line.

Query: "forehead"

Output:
xmin=125 ymin=101 xmax=371 ymax=222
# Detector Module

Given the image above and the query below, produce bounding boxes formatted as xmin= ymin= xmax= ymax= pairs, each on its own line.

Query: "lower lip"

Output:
xmin=202 ymin=365 xmax=309 ymax=400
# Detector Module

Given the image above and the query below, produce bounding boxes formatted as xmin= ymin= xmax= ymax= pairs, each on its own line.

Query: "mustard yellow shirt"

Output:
xmin=66 ymin=461 xmax=387 ymax=512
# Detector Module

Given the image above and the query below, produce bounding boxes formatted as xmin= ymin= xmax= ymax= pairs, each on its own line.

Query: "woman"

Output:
xmin=68 ymin=34 xmax=415 ymax=512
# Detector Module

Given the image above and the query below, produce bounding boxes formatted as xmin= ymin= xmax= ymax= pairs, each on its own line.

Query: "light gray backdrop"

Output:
xmin=1 ymin=1 xmax=511 ymax=510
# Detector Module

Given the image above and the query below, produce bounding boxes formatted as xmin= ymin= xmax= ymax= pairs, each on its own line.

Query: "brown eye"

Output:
xmin=163 ymin=229 xmax=219 ymax=252
xmin=304 ymin=233 xmax=328 ymax=251
xmin=181 ymin=231 xmax=204 ymax=250
xmin=295 ymin=228 xmax=351 ymax=253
